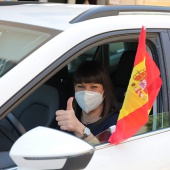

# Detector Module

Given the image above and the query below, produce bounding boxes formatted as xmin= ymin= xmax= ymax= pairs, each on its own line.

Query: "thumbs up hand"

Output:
xmin=66 ymin=97 xmax=74 ymax=111
xmin=56 ymin=97 xmax=85 ymax=136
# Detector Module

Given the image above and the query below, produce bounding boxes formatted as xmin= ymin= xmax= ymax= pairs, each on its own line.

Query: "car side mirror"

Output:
xmin=10 ymin=126 xmax=94 ymax=170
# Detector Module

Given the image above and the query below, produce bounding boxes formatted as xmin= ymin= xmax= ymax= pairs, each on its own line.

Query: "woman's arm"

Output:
xmin=56 ymin=97 xmax=94 ymax=141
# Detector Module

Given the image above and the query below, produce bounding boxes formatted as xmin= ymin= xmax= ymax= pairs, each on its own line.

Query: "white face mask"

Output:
xmin=75 ymin=90 xmax=104 ymax=113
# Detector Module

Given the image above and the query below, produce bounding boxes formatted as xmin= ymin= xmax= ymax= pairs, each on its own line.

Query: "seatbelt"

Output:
xmin=6 ymin=112 xmax=26 ymax=135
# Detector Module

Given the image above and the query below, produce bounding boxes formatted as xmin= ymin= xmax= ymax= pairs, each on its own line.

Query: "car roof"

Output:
xmin=0 ymin=3 xmax=98 ymax=30
xmin=1 ymin=4 xmax=170 ymax=31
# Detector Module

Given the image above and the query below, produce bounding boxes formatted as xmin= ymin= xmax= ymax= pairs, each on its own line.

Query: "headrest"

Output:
xmin=114 ymin=50 xmax=136 ymax=88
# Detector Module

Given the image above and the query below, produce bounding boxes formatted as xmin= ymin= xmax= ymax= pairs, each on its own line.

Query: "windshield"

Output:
xmin=0 ymin=22 xmax=59 ymax=77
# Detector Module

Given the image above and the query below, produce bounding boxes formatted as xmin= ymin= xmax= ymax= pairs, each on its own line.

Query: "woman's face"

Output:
xmin=75 ymin=83 xmax=104 ymax=94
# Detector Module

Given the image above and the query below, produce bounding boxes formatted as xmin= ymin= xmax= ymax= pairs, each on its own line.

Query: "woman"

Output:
xmin=56 ymin=60 xmax=119 ymax=141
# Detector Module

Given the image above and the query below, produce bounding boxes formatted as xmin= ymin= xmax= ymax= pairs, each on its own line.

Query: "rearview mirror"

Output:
xmin=10 ymin=127 xmax=94 ymax=170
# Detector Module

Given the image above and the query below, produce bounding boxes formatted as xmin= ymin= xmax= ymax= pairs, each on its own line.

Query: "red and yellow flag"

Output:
xmin=108 ymin=26 xmax=162 ymax=144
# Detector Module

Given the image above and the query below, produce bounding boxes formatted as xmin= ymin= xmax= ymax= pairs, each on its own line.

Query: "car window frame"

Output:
xmin=65 ymin=29 xmax=169 ymax=140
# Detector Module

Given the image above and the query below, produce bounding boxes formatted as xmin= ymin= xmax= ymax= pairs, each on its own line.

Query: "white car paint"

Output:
xmin=0 ymin=4 xmax=96 ymax=30
xmin=10 ymin=127 xmax=93 ymax=169
xmin=87 ymin=128 xmax=170 ymax=170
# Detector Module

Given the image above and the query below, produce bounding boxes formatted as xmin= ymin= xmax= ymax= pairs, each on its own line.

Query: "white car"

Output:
xmin=0 ymin=2 xmax=170 ymax=170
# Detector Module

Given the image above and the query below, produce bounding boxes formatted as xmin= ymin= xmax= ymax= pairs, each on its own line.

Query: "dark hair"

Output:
xmin=73 ymin=60 xmax=117 ymax=118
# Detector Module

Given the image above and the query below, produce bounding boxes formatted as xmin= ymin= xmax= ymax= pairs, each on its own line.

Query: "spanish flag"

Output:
xmin=108 ymin=27 xmax=162 ymax=144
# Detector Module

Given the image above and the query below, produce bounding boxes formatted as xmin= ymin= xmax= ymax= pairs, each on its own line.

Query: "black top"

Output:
xmin=77 ymin=110 xmax=119 ymax=136
xmin=86 ymin=111 xmax=119 ymax=136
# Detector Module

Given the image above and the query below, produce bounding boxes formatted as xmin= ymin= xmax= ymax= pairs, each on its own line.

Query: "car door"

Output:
xmin=1 ymin=23 xmax=170 ymax=169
